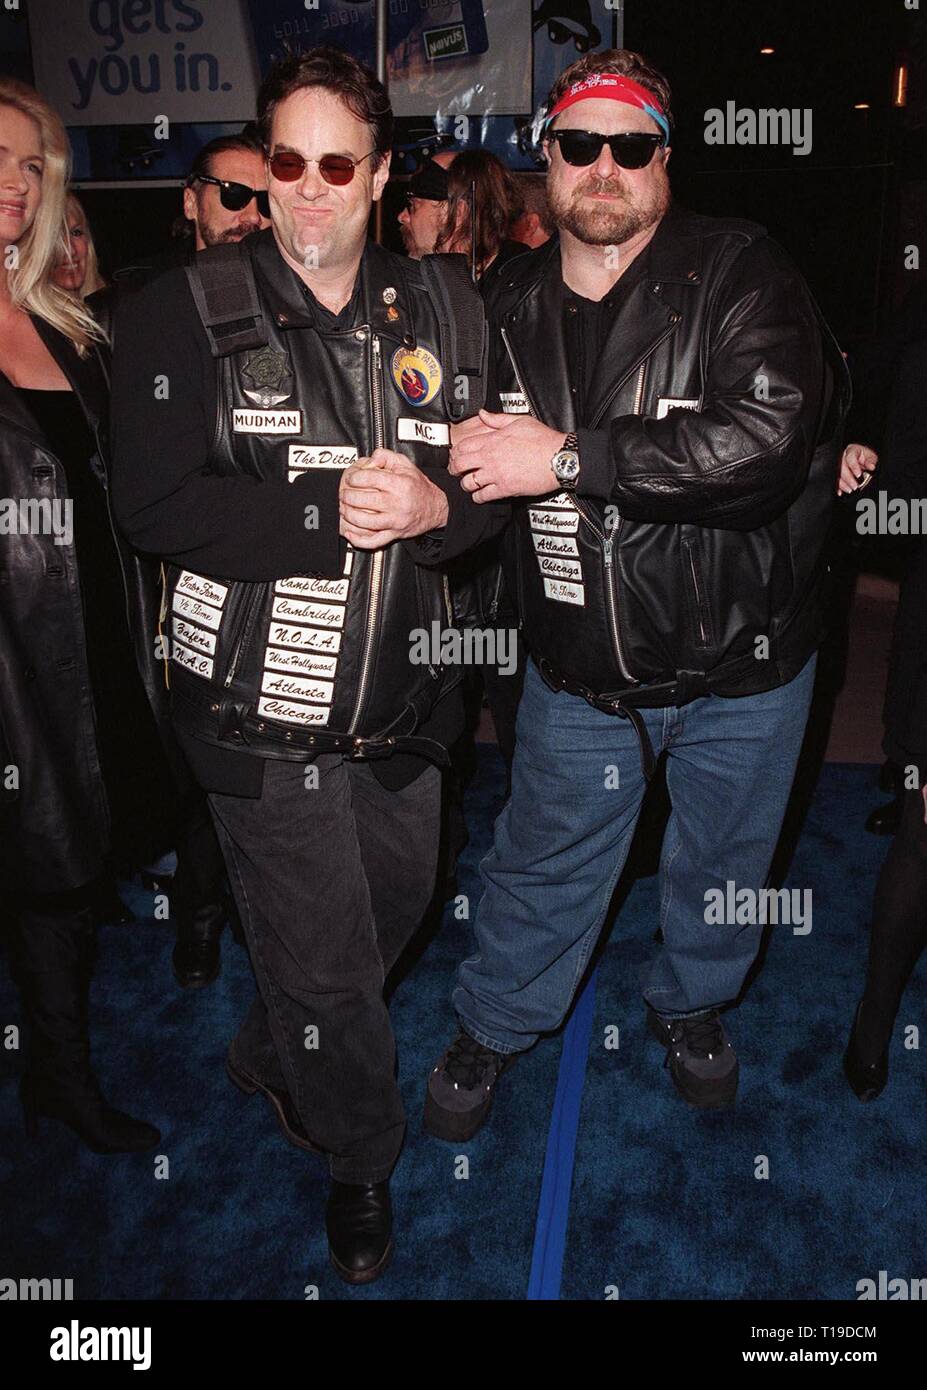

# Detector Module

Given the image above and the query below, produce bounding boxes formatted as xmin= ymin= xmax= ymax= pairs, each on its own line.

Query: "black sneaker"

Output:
xmin=647 ymin=1006 xmax=739 ymax=1109
xmin=423 ymin=1030 xmax=514 ymax=1141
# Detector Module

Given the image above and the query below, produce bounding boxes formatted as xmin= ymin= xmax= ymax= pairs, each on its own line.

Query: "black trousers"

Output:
xmin=5 ymin=883 xmax=99 ymax=1088
xmin=208 ymin=755 xmax=441 ymax=1183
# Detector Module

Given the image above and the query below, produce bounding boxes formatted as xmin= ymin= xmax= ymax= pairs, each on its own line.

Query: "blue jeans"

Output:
xmin=453 ymin=653 xmax=817 ymax=1054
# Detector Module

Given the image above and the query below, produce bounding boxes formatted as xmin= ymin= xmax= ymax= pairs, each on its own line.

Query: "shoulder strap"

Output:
xmin=184 ymin=242 xmax=267 ymax=357
xmin=419 ymin=252 xmax=487 ymax=422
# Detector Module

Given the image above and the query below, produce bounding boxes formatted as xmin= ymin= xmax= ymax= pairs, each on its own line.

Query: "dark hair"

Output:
xmin=512 ymin=173 xmax=554 ymax=237
xmin=257 ymin=45 xmax=393 ymax=165
xmin=437 ymin=150 xmax=517 ymax=271
xmin=546 ymin=48 xmax=673 ymax=132
xmin=188 ymin=128 xmax=265 ymax=184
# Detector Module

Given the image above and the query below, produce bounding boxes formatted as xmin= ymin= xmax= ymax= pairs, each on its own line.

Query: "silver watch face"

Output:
xmin=553 ymin=449 xmax=580 ymax=484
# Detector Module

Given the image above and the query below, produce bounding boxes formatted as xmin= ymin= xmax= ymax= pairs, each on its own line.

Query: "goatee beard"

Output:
xmin=553 ymin=177 xmax=671 ymax=247
xmin=202 ymin=225 xmax=256 ymax=246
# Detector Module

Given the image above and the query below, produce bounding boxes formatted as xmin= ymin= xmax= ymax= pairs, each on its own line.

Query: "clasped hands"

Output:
xmin=338 ymin=411 xmax=566 ymax=547
xmin=338 ymin=449 xmax=449 ymax=549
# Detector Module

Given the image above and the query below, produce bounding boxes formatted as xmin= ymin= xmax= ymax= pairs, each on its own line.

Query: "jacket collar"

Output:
xmin=250 ymin=228 xmax=420 ymax=348
xmin=0 ymin=317 xmax=108 ymax=454
xmin=500 ymin=205 xmax=705 ymax=429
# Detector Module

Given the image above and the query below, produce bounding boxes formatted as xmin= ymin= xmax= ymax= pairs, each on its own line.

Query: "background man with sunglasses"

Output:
xmin=182 ymin=129 xmax=271 ymax=249
xmin=424 ymin=49 xmax=850 ymax=1140
xmin=111 ymin=46 xmax=504 ymax=1285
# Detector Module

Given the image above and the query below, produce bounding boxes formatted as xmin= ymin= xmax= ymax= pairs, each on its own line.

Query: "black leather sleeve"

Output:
xmin=110 ymin=267 xmax=344 ymax=581
xmin=400 ymin=463 xmax=511 ymax=566
xmin=401 ymin=326 xmax=511 ymax=566
xmin=586 ymin=239 xmax=828 ymax=531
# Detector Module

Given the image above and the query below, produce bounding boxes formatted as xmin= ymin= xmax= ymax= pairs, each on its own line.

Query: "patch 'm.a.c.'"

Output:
xmin=390 ymin=345 xmax=442 ymax=407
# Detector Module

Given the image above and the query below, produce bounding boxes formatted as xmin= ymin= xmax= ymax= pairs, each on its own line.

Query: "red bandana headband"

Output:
xmin=544 ymin=73 xmax=671 ymax=144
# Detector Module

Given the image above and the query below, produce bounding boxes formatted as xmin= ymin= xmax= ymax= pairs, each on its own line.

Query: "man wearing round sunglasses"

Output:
xmin=113 ymin=45 xmax=505 ymax=1286
xmin=425 ymin=50 xmax=850 ymax=1139
xmin=182 ymin=130 xmax=271 ymax=249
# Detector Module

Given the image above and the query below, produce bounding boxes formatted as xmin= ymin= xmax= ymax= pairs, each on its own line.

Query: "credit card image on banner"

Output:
xmin=246 ymin=0 xmax=488 ymax=76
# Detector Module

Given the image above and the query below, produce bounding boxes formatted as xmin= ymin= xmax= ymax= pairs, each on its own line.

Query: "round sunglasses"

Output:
xmin=546 ymin=129 xmax=665 ymax=170
xmin=268 ymin=149 xmax=379 ymax=187
xmin=190 ymin=173 xmax=271 ymax=217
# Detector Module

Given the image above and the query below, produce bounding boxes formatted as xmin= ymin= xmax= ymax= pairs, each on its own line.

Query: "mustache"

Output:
xmin=575 ymin=176 xmax=625 ymax=197
xmin=219 ymin=225 xmax=258 ymax=241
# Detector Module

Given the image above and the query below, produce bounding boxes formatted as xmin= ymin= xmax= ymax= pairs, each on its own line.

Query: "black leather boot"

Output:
xmin=172 ymin=902 xmax=224 ymax=989
xmin=226 ymin=1047 xmax=323 ymax=1154
xmin=843 ymin=1001 xmax=889 ymax=1102
xmin=13 ymin=902 xmax=160 ymax=1154
xmin=90 ymin=877 xmax=134 ymax=926
xmin=865 ymin=796 xmax=903 ymax=837
xmin=326 ymin=1180 xmax=393 ymax=1284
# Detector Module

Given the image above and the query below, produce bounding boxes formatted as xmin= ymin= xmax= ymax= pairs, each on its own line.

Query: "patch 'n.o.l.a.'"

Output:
xmin=390 ymin=345 xmax=442 ymax=407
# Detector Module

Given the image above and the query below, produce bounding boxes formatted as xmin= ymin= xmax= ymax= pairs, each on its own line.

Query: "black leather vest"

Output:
xmin=166 ymin=235 xmax=461 ymax=763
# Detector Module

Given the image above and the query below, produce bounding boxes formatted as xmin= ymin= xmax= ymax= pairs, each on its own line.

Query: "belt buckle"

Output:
xmin=539 ymin=658 xmax=567 ymax=693
xmin=350 ymin=735 xmax=396 ymax=761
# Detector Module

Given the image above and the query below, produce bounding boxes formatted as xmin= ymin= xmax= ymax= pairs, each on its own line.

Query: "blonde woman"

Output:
xmin=51 ymin=190 xmax=107 ymax=299
xmin=0 ymin=78 xmax=168 ymax=1152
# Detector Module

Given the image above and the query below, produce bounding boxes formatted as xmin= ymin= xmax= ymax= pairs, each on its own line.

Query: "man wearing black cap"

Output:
xmin=397 ymin=151 xmax=456 ymax=259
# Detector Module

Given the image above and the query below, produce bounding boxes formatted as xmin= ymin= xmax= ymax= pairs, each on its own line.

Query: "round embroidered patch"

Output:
xmin=390 ymin=345 xmax=442 ymax=407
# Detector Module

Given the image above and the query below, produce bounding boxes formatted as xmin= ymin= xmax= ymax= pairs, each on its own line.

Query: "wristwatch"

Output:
xmin=551 ymin=432 xmax=580 ymax=490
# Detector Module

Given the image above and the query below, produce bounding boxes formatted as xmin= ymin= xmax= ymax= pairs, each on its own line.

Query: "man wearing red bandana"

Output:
xmin=424 ymin=50 xmax=851 ymax=1136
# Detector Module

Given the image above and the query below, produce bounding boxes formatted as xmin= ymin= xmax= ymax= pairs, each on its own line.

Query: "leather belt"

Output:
xmin=534 ymin=656 xmax=712 ymax=782
xmin=171 ymin=677 xmax=452 ymax=768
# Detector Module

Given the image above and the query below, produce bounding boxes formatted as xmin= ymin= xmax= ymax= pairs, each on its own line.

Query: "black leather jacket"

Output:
xmin=112 ymin=231 xmax=503 ymax=769
xmin=486 ymin=207 xmax=851 ymax=714
xmin=0 ymin=320 xmax=176 ymax=893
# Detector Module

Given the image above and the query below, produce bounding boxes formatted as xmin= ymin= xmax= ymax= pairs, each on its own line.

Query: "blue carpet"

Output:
xmin=1 ymin=758 xmax=920 ymax=1300
xmin=560 ymin=765 xmax=925 ymax=1301
xmin=0 ymin=746 xmax=560 ymax=1300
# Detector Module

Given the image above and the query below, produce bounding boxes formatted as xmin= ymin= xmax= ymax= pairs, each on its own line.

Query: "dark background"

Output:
xmin=1 ymin=0 xmax=923 ymax=347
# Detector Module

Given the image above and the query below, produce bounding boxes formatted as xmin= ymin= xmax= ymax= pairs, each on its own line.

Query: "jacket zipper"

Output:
xmin=158 ymin=562 xmax=170 ymax=689
xmin=348 ymin=330 xmax=385 ymax=733
xmin=500 ymin=325 xmax=531 ymax=406
xmin=684 ymin=539 xmax=709 ymax=647
xmin=224 ymin=584 xmax=261 ymax=688
xmin=502 ymin=322 xmax=637 ymax=684
xmin=588 ymin=326 xmax=674 ymax=428
xmin=631 ymin=360 xmax=647 ymax=416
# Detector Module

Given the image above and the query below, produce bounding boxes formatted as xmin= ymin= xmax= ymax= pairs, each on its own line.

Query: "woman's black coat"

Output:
xmin=0 ymin=316 xmax=178 ymax=894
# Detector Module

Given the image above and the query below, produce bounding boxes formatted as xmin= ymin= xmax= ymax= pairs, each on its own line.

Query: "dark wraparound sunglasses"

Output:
xmin=547 ymin=129 xmax=665 ymax=170
xmin=269 ymin=149 xmax=379 ymax=186
xmin=191 ymin=173 xmax=270 ymax=217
